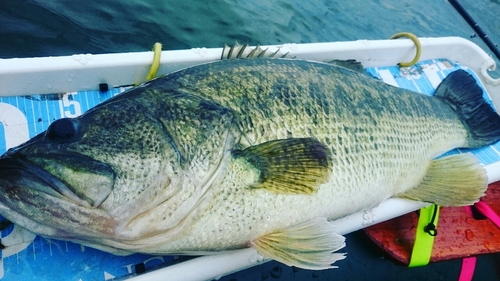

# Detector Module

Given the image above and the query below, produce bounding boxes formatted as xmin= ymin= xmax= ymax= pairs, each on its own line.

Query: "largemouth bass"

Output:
xmin=0 ymin=58 xmax=499 ymax=269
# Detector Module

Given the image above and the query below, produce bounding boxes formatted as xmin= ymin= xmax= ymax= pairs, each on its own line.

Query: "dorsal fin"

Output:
xmin=221 ymin=42 xmax=366 ymax=72
xmin=325 ymin=59 xmax=365 ymax=73
xmin=221 ymin=42 xmax=292 ymax=60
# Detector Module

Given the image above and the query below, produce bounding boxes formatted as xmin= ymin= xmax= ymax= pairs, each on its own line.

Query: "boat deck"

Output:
xmin=1 ymin=39 xmax=500 ymax=280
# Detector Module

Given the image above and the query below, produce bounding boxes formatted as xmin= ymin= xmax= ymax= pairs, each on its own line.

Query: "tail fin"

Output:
xmin=435 ymin=70 xmax=500 ymax=147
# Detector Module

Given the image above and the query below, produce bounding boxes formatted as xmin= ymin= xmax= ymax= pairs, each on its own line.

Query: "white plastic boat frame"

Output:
xmin=1 ymin=37 xmax=500 ymax=281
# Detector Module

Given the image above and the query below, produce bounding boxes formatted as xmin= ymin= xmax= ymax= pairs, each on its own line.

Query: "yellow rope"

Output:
xmin=389 ymin=32 xmax=421 ymax=67
xmin=145 ymin=42 xmax=162 ymax=81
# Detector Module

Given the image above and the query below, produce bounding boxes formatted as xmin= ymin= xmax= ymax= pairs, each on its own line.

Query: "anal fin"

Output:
xmin=249 ymin=218 xmax=346 ymax=270
xmin=398 ymin=153 xmax=487 ymax=206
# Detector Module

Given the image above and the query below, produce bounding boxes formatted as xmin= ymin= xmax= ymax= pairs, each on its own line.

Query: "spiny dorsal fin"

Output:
xmin=397 ymin=153 xmax=487 ymax=206
xmin=221 ymin=42 xmax=292 ymax=60
xmin=221 ymin=43 xmax=366 ymax=72
xmin=435 ymin=70 xmax=500 ymax=147
xmin=249 ymin=217 xmax=346 ymax=270
xmin=232 ymin=138 xmax=332 ymax=194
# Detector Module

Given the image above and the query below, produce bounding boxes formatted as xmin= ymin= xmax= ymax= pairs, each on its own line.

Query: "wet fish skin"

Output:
xmin=0 ymin=58 xmax=499 ymax=269
xmin=133 ymin=59 xmax=483 ymax=250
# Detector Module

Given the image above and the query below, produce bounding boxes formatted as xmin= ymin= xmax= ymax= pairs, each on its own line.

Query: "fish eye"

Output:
xmin=46 ymin=118 xmax=78 ymax=140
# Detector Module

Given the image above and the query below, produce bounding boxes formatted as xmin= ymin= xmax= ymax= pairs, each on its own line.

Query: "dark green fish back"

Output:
xmin=142 ymin=58 xmax=467 ymax=153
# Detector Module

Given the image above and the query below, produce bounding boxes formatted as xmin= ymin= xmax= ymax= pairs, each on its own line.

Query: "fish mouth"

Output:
xmin=0 ymin=153 xmax=115 ymax=209
xmin=0 ymin=154 xmax=119 ymax=239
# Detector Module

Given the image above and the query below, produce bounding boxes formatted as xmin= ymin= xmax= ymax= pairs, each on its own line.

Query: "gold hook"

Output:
xmin=390 ymin=32 xmax=421 ymax=67
xmin=145 ymin=42 xmax=162 ymax=81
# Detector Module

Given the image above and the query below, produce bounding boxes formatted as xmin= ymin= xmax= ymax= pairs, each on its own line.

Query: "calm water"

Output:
xmin=1 ymin=0 xmax=500 ymax=60
xmin=1 ymin=0 xmax=500 ymax=280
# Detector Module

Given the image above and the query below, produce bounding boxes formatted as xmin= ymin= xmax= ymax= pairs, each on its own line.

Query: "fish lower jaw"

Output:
xmin=0 ymin=206 xmax=61 ymax=238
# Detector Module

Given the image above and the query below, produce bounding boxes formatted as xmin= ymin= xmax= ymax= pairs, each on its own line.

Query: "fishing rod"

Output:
xmin=449 ymin=0 xmax=500 ymax=60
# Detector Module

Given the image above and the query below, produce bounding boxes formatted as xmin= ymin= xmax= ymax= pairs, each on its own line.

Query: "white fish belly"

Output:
xmin=148 ymin=112 xmax=467 ymax=254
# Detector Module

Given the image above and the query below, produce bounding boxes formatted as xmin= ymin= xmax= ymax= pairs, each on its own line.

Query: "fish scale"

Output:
xmin=128 ymin=59 xmax=470 ymax=251
xmin=0 ymin=58 xmax=499 ymax=269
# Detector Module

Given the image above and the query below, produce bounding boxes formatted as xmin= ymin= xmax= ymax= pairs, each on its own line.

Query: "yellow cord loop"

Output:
xmin=390 ymin=32 xmax=421 ymax=67
xmin=145 ymin=42 xmax=162 ymax=81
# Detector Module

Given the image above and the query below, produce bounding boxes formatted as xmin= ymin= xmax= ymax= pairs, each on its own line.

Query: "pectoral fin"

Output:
xmin=232 ymin=138 xmax=332 ymax=194
xmin=249 ymin=218 xmax=346 ymax=270
xmin=398 ymin=153 xmax=487 ymax=206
